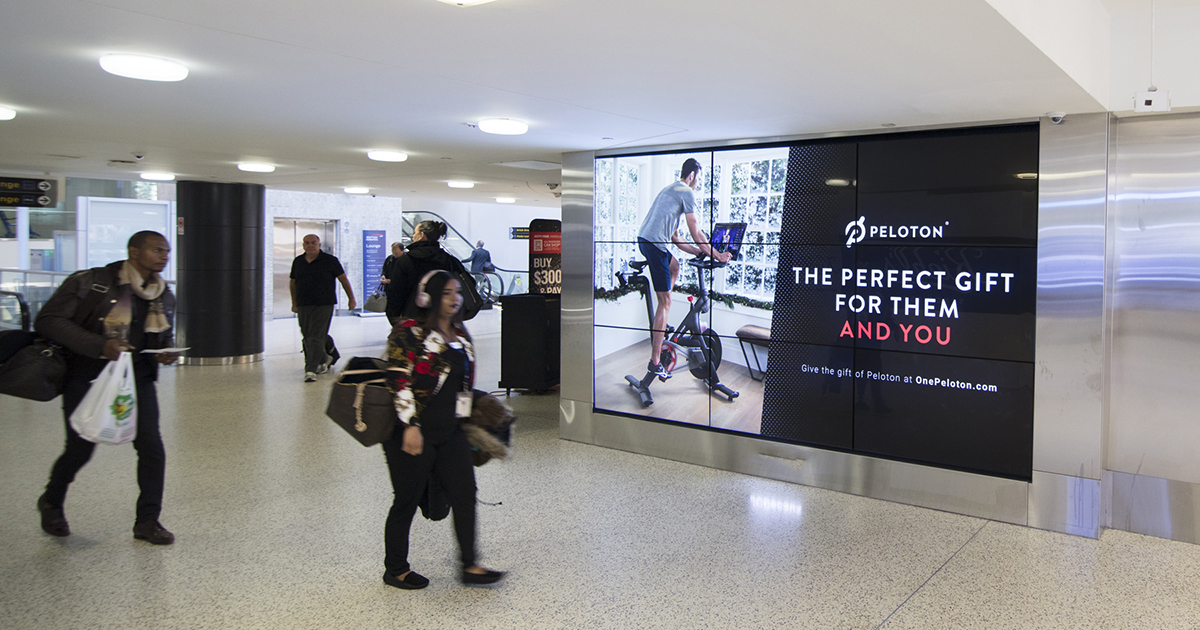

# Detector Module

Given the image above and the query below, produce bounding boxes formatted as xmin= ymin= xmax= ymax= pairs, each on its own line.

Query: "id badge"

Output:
xmin=455 ymin=391 xmax=473 ymax=418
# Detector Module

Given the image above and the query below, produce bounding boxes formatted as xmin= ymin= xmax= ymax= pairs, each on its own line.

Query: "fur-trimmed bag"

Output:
xmin=463 ymin=390 xmax=514 ymax=467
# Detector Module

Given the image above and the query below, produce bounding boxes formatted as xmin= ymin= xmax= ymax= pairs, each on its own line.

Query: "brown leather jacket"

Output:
xmin=34 ymin=260 xmax=176 ymax=380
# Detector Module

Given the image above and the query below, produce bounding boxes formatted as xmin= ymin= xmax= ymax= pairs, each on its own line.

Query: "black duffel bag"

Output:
xmin=0 ymin=331 xmax=67 ymax=402
xmin=326 ymin=357 xmax=400 ymax=447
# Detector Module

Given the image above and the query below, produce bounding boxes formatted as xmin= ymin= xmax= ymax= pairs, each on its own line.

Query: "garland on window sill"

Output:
xmin=594 ymin=283 xmax=774 ymax=311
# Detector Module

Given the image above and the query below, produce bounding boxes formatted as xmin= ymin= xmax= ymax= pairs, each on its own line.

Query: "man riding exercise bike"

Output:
xmin=636 ymin=158 xmax=732 ymax=381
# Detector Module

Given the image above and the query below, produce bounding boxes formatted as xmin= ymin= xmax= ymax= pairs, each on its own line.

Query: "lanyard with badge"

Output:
xmin=448 ymin=340 xmax=473 ymax=418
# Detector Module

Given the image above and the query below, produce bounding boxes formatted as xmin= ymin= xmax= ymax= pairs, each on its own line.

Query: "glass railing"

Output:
xmin=0 ymin=268 xmax=175 ymax=325
xmin=401 ymin=211 xmax=529 ymax=298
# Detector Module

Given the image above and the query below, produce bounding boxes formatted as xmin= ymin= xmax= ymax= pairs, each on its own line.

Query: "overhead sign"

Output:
xmin=509 ymin=227 xmax=529 ymax=240
xmin=0 ymin=177 xmax=58 ymax=207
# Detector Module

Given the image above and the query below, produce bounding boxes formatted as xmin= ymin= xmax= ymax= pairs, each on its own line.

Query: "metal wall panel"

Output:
xmin=1031 ymin=113 xmax=1108 ymax=480
xmin=560 ymin=151 xmax=595 ymax=405
xmin=1108 ymin=471 xmax=1200 ymax=544
xmin=1108 ymin=113 xmax=1200 ymax=484
xmin=1028 ymin=471 xmax=1100 ymax=538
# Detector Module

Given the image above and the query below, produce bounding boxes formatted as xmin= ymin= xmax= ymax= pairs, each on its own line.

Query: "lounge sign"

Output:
xmin=0 ymin=177 xmax=58 ymax=207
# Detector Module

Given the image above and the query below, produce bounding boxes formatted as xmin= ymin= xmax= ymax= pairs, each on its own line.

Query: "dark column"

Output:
xmin=175 ymin=181 xmax=265 ymax=362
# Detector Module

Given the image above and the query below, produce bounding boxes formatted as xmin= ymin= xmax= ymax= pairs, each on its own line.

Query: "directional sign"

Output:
xmin=0 ymin=177 xmax=58 ymax=207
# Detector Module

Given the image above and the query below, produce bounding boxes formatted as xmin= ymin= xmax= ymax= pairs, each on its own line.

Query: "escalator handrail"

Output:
xmin=0 ymin=290 xmax=31 ymax=331
xmin=401 ymin=210 xmax=527 ymax=274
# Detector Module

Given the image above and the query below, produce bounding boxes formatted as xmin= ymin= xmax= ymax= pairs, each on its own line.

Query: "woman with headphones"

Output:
xmin=379 ymin=269 xmax=504 ymax=590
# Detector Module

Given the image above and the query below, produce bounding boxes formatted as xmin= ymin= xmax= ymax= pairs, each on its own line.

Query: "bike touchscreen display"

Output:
xmin=710 ymin=222 xmax=746 ymax=261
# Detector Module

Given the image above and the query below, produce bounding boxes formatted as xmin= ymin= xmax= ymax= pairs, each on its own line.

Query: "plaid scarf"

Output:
xmin=101 ymin=261 xmax=170 ymax=341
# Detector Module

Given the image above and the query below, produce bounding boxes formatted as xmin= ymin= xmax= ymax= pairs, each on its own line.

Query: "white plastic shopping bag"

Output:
xmin=70 ymin=351 xmax=138 ymax=445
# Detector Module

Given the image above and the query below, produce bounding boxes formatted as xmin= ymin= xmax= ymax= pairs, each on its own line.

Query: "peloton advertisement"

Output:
xmin=593 ymin=124 xmax=1039 ymax=480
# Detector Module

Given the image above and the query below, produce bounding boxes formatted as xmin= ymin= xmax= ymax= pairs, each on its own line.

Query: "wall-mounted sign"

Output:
xmin=510 ymin=227 xmax=529 ymax=240
xmin=0 ymin=177 xmax=58 ymax=207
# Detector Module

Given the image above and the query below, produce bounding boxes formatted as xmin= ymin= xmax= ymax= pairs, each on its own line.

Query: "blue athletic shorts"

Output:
xmin=637 ymin=238 xmax=674 ymax=293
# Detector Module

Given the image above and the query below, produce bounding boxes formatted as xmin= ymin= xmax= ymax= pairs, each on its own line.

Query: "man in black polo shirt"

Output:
xmin=289 ymin=234 xmax=356 ymax=382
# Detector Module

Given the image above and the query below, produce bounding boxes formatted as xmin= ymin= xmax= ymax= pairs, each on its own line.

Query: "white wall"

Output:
xmin=986 ymin=0 xmax=1111 ymax=108
xmin=1106 ymin=0 xmax=1200 ymax=111
xmin=264 ymin=190 xmax=406 ymax=316
xmin=403 ymin=197 xmax=562 ymax=272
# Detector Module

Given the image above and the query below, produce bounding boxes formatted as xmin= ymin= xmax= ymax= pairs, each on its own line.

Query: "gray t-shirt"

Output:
xmin=637 ymin=181 xmax=696 ymax=252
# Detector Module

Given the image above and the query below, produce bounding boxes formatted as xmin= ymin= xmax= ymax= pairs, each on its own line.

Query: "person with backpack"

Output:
xmin=386 ymin=221 xmax=478 ymax=325
xmin=33 ymin=231 xmax=180 ymax=545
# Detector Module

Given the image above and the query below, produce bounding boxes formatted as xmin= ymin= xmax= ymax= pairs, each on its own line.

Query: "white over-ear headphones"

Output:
xmin=414 ymin=269 xmax=451 ymax=309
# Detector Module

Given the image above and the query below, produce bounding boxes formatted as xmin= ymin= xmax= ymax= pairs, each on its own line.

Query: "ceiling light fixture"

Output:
xmin=344 ymin=187 xmax=370 ymax=194
xmin=495 ymin=197 xmax=516 ymax=204
xmin=447 ymin=181 xmax=474 ymax=189
xmin=477 ymin=118 xmax=528 ymax=135
xmin=140 ymin=172 xmax=176 ymax=181
xmin=825 ymin=178 xmax=851 ymax=187
xmin=99 ymin=54 xmax=189 ymax=82
xmin=0 ymin=106 xmax=15 ymax=121
xmin=1014 ymin=173 xmax=1038 ymax=180
xmin=238 ymin=162 xmax=275 ymax=173
xmin=367 ymin=150 xmax=408 ymax=162
xmin=436 ymin=0 xmax=498 ymax=6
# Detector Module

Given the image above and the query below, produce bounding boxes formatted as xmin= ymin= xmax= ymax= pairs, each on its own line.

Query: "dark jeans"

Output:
xmin=42 ymin=376 xmax=165 ymax=523
xmin=297 ymin=305 xmax=337 ymax=372
xmin=382 ymin=428 xmax=477 ymax=575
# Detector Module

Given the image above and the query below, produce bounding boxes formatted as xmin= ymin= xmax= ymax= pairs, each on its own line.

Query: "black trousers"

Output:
xmin=296 ymin=304 xmax=337 ymax=372
xmin=42 ymin=376 xmax=165 ymax=523
xmin=382 ymin=427 xmax=477 ymax=575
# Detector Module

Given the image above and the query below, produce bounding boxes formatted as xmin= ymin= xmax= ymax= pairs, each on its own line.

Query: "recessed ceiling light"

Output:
xmin=1014 ymin=173 xmax=1039 ymax=180
xmin=140 ymin=172 xmax=176 ymax=181
xmin=238 ymin=162 xmax=275 ymax=173
xmin=367 ymin=150 xmax=408 ymax=162
xmin=478 ymin=118 xmax=528 ymax=135
xmin=825 ymin=178 xmax=851 ymax=187
xmin=436 ymin=0 xmax=498 ymax=6
xmin=447 ymin=181 xmax=474 ymax=189
xmin=881 ymin=123 xmax=897 ymax=128
xmin=495 ymin=197 xmax=516 ymax=203
xmin=344 ymin=187 xmax=370 ymax=194
xmin=99 ymin=54 xmax=189 ymax=82
xmin=0 ymin=106 xmax=15 ymax=121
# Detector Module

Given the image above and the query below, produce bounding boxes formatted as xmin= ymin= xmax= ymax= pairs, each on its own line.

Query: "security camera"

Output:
xmin=1046 ymin=112 xmax=1066 ymax=125
xmin=133 ymin=153 xmax=146 ymax=161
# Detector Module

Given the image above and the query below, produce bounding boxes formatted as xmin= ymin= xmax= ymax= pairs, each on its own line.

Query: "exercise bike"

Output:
xmin=616 ymin=254 xmax=739 ymax=407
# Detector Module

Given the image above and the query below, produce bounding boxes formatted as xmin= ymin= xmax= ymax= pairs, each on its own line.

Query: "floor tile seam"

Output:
xmin=872 ymin=519 xmax=991 ymax=630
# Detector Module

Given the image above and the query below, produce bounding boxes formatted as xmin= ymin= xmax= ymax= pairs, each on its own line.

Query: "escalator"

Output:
xmin=400 ymin=211 xmax=528 ymax=304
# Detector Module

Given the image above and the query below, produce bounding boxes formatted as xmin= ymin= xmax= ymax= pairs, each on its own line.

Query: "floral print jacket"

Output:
xmin=385 ymin=319 xmax=475 ymax=426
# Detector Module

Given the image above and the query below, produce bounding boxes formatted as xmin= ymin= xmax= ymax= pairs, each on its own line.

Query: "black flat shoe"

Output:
xmin=37 ymin=497 xmax=70 ymax=537
xmin=461 ymin=568 xmax=505 ymax=585
xmin=383 ymin=571 xmax=429 ymax=590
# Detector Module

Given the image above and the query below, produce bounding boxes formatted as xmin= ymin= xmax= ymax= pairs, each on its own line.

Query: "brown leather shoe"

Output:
xmin=37 ymin=497 xmax=70 ymax=537
xmin=132 ymin=520 xmax=175 ymax=545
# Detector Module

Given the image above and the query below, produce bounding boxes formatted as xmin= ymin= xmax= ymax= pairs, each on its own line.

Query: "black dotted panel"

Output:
xmin=780 ymin=143 xmax=858 ymax=246
xmin=760 ymin=341 xmax=854 ymax=447
xmin=769 ymin=245 xmax=857 ymax=346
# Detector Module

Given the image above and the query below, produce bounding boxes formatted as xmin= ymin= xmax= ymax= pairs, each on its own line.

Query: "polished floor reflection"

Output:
xmin=2 ymin=312 xmax=1200 ymax=629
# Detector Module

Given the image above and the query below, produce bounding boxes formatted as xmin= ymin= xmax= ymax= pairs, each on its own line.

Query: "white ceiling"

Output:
xmin=0 ymin=0 xmax=1109 ymax=206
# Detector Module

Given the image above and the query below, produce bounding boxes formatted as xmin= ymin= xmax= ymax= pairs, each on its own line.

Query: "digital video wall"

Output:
xmin=593 ymin=124 xmax=1039 ymax=480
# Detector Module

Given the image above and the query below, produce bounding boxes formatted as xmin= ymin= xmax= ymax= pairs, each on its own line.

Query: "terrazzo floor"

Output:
xmin=3 ymin=311 xmax=1200 ymax=629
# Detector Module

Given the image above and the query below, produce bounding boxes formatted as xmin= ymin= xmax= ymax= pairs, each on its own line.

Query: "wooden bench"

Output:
xmin=735 ymin=324 xmax=771 ymax=382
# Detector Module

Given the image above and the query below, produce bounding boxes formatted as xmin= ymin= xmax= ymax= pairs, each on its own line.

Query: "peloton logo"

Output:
xmin=844 ymin=216 xmax=947 ymax=248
